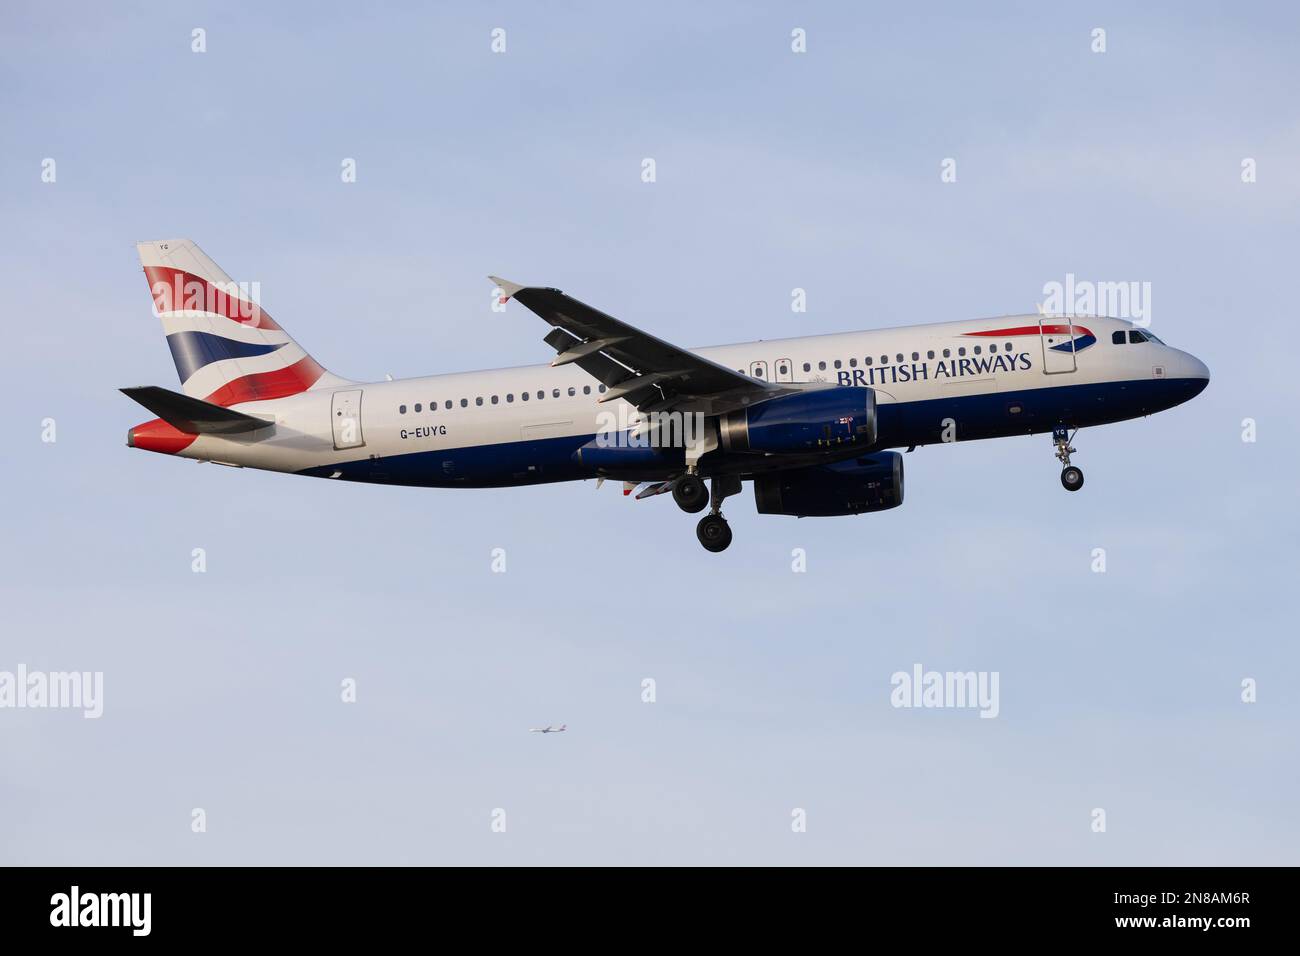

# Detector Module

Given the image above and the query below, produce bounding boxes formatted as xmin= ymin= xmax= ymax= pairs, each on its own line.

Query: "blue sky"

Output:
xmin=2 ymin=1 xmax=1298 ymax=864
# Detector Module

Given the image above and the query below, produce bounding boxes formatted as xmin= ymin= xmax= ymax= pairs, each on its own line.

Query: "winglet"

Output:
xmin=489 ymin=275 xmax=528 ymax=304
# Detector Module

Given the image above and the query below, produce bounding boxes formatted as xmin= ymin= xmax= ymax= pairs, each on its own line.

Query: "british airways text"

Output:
xmin=837 ymin=351 xmax=1032 ymax=387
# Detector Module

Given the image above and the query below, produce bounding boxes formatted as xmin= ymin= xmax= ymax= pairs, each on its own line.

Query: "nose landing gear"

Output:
xmin=1053 ymin=427 xmax=1084 ymax=491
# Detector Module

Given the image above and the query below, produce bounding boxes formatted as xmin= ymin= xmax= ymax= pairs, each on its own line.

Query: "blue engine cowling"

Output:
xmin=753 ymin=452 xmax=904 ymax=517
xmin=719 ymin=388 xmax=877 ymax=454
xmin=573 ymin=434 xmax=685 ymax=471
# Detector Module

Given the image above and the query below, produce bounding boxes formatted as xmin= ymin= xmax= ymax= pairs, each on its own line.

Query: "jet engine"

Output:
xmin=753 ymin=451 xmax=904 ymax=517
xmin=719 ymin=388 xmax=876 ymax=454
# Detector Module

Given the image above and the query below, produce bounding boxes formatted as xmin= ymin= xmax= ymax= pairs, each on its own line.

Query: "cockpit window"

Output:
xmin=1111 ymin=331 xmax=1125 ymax=345
xmin=1143 ymin=330 xmax=1165 ymax=344
xmin=1129 ymin=329 xmax=1149 ymax=343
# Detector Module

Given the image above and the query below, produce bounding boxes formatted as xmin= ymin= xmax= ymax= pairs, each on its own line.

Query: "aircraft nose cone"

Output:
xmin=1181 ymin=352 xmax=1210 ymax=400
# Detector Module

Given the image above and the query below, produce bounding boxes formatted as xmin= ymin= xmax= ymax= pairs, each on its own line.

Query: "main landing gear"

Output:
xmin=671 ymin=474 xmax=708 ymax=513
xmin=1053 ymin=426 xmax=1084 ymax=492
xmin=696 ymin=513 xmax=732 ymax=552
xmin=676 ymin=474 xmax=740 ymax=552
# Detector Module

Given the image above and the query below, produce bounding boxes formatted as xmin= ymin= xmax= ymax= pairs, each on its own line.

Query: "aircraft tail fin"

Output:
xmin=136 ymin=239 xmax=347 ymax=405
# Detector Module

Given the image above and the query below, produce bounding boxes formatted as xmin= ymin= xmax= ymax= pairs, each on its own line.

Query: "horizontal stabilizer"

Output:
xmin=120 ymin=386 xmax=271 ymax=435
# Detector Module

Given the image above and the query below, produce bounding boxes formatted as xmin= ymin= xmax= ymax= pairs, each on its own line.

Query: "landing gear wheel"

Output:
xmin=1052 ymin=427 xmax=1083 ymax=492
xmin=672 ymin=474 xmax=708 ymax=513
xmin=696 ymin=514 xmax=733 ymax=552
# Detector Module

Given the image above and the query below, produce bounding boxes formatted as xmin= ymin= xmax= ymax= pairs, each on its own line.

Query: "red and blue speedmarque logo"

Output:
xmin=964 ymin=323 xmax=1096 ymax=353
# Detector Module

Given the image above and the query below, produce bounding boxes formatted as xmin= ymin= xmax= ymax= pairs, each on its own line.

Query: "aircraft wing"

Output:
xmin=491 ymin=278 xmax=809 ymax=415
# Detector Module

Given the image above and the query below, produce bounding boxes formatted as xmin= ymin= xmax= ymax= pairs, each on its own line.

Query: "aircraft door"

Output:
xmin=331 ymin=389 xmax=365 ymax=449
xmin=774 ymin=358 xmax=794 ymax=383
xmin=749 ymin=360 xmax=768 ymax=381
xmin=1039 ymin=317 xmax=1079 ymax=375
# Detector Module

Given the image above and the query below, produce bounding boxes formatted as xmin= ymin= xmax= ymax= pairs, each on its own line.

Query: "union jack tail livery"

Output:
xmin=138 ymin=239 xmax=347 ymax=405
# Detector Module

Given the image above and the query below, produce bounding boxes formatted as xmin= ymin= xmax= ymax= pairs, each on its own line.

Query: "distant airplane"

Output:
xmin=122 ymin=240 xmax=1209 ymax=552
xmin=529 ymin=724 xmax=567 ymax=734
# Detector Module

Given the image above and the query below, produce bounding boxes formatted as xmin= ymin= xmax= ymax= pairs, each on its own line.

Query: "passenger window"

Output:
xmin=927 ymin=350 xmax=935 ymax=359
xmin=415 ymin=403 xmax=422 ymax=412
xmin=1005 ymin=342 xmax=1013 ymax=351
xmin=1112 ymin=331 xmax=1126 ymax=345
xmin=880 ymin=355 xmax=888 ymax=364
xmin=974 ymin=346 xmax=981 ymax=355
xmin=568 ymin=387 xmax=576 ymax=396
xmin=507 ymin=393 xmax=514 ymax=402
xmin=958 ymin=347 xmax=966 ymax=356
xmin=491 ymin=395 xmax=499 ymax=405
xmin=522 ymin=392 xmax=530 ymax=401
xmin=911 ymin=352 xmax=919 ymax=361
xmin=444 ymin=400 xmax=452 ymax=410
xmin=989 ymin=344 xmax=997 ymax=353
xmin=553 ymin=388 xmax=560 ymax=398
xmin=537 ymin=390 xmax=544 ymax=400
xmin=865 ymin=356 xmax=873 ymax=366
xmin=460 ymin=399 xmax=468 ymax=408
xmin=399 ymin=405 xmax=407 ymax=414
xmin=583 ymin=385 xmax=591 ymax=395
xmin=943 ymin=348 xmax=950 ymax=358
xmin=598 ymin=385 xmax=606 ymax=393
xmin=803 ymin=362 xmax=811 ymax=372
xmin=896 ymin=354 xmax=903 ymax=363
xmin=848 ymin=358 xmax=856 ymax=368
xmin=834 ymin=360 xmax=842 ymax=369
xmin=818 ymin=361 xmax=826 ymax=371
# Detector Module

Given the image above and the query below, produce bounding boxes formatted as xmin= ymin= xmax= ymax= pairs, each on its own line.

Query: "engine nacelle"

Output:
xmin=573 ymin=435 xmax=685 ymax=471
xmin=754 ymin=452 xmax=904 ymax=517
xmin=719 ymin=388 xmax=876 ymax=454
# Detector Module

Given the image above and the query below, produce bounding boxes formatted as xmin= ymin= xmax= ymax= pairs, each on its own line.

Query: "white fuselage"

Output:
xmin=154 ymin=314 xmax=1208 ymax=485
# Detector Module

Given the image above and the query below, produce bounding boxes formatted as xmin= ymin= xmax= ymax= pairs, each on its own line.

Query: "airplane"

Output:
xmin=529 ymin=725 xmax=567 ymax=734
xmin=122 ymin=240 xmax=1210 ymax=552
